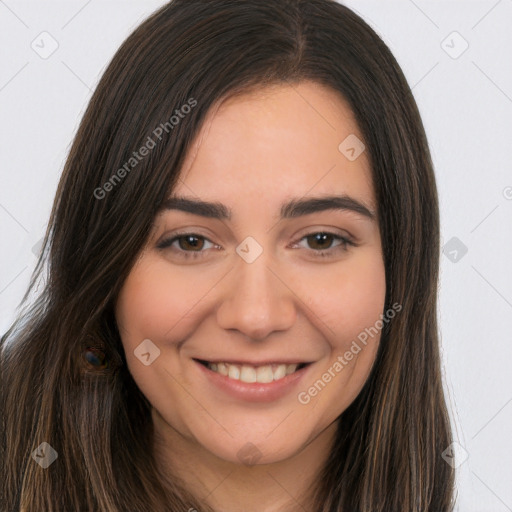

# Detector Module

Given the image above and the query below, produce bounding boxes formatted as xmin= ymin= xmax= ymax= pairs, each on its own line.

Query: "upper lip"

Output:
xmin=194 ymin=358 xmax=312 ymax=366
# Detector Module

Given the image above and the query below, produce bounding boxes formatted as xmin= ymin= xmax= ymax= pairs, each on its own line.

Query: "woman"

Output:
xmin=0 ymin=0 xmax=455 ymax=510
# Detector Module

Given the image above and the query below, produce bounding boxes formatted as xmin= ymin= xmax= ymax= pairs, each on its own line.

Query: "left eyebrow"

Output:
xmin=159 ymin=194 xmax=376 ymax=221
xmin=280 ymin=195 xmax=376 ymax=221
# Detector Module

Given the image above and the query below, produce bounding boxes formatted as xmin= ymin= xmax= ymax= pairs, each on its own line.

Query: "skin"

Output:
xmin=115 ymin=80 xmax=386 ymax=512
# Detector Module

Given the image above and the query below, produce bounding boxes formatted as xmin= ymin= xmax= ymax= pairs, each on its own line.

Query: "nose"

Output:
xmin=215 ymin=252 xmax=297 ymax=341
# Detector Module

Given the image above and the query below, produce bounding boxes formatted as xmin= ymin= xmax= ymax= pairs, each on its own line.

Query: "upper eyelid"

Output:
xmin=156 ymin=233 xmax=217 ymax=250
xmin=157 ymin=230 xmax=354 ymax=251
xmin=292 ymin=232 xmax=353 ymax=244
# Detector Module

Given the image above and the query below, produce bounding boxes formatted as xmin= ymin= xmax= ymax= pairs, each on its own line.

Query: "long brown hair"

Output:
xmin=0 ymin=1 xmax=455 ymax=510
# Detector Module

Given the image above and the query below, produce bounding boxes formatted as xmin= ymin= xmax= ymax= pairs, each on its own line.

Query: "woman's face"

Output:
xmin=116 ymin=81 xmax=386 ymax=465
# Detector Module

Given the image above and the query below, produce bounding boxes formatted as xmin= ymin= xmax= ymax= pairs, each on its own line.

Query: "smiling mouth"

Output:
xmin=195 ymin=359 xmax=310 ymax=384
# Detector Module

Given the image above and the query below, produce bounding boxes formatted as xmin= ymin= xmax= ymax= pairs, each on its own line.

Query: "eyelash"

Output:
xmin=156 ymin=231 xmax=356 ymax=259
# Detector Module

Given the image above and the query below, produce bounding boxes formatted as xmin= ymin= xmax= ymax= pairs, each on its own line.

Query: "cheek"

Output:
xmin=115 ymin=257 xmax=219 ymax=344
xmin=299 ymin=249 xmax=386 ymax=346
xmin=292 ymin=254 xmax=385 ymax=418
xmin=115 ymin=258 xmax=209 ymax=429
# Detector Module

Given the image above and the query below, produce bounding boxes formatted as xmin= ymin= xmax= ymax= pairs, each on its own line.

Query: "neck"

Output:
xmin=152 ymin=410 xmax=338 ymax=512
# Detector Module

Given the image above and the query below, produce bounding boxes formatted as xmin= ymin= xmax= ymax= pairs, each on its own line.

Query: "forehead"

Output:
xmin=174 ymin=81 xmax=375 ymax=213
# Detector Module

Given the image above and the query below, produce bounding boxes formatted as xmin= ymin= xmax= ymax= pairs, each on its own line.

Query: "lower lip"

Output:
xmin=194 ymin=360 xmax=311 ymax=403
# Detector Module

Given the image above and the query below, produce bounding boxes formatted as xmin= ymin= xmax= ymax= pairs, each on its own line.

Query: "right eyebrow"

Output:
xmin=159 ymin=196 xmax=231 ymax=219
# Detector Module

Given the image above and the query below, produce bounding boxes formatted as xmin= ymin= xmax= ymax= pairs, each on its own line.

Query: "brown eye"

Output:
xmin=305 ymin=233 xmax=336 ymax=250
xmin=156 ymin=233 xmax=217 ymax=257
xmin=293 ymin=231 xmax=355 ymax=258
xmin=177 ymin=235 xmax=205 ymax=251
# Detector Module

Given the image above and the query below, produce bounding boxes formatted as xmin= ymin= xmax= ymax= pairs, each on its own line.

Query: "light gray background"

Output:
xmin=1 ymin=1 xmax=511 ymax=510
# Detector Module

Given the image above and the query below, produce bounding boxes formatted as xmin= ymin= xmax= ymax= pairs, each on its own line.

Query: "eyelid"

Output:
xmin=289 ymin=226 xmax=356 ymax=246
xmin=156 ymin=228 xmax=356 ymax=259
xmin=288 ymin=231 xmax=356 ymax=257
xmin=155 ymin=231 xmax=219 ymax=251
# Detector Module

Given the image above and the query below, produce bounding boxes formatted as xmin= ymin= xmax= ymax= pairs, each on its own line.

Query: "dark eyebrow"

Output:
xmin=280 ymin=195 xmax=375 ymax=220
xmin=160 ymin=196 xmax=232 ymax=219
xmin=160 ymin=194 xmax=376 ymax=221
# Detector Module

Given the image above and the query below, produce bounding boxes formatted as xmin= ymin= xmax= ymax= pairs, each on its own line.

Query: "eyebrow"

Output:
xmin=159 ymin=194 xmax=376 ymax=221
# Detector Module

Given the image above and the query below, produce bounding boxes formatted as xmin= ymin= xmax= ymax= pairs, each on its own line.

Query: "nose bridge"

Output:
xmin=216 ymin=243 xmax=296 ymax=340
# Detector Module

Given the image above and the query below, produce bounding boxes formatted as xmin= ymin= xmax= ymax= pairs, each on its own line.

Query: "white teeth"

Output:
xmin=228 ymin=365 xmax=240 ymax=380
xmin=217 ymin=362 xmax=228 ymax=376
xmin=273 ymin=364 xmax=286 ymax=380
xmin=256 ymin=365 xmax=274 ymax=383
xmin=206 ymin=361 xmax=304 ymax=383
xmin=240 ymin=366 xmax=257 ymax=383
